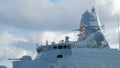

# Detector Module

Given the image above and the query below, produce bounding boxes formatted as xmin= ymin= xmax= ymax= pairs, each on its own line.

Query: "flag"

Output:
xmin=80 ymin=25 xmax=86 ymax=31
xmin=80 ymin=25 xmax=86 ymax=41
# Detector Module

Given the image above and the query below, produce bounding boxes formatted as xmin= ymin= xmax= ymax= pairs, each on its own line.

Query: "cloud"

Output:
xmin=105 ymin=27 xmax=119 ymax=48
xmin=95 ymin=0 xmax=120 ymax=24
xmin=0 ymin=0 xmax=119 ymax=32
xmin=0 ymin=32 xmax=12 ymax=45
xmin=0 ymin=32 xmax=36 ymax=68
xmin=0 ymin=0 xmax=96 ymax=31
xmin=50 ymin=0 xmax=60 ymax=5
xmin=24 ymin=31 xmax=78 ymax=45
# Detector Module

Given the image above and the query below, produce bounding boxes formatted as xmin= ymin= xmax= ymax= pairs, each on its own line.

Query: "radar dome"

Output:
xmin=94 ymin=31 xmax=104 ymax=43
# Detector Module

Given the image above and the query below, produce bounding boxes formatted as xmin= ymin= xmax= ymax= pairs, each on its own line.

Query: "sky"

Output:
xmin=0 ymin=0 xmax=120 ymax=68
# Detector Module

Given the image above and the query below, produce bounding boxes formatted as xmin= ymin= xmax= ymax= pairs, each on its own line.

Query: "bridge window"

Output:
xmin=53 ymin=46 xmax=57 ymax=49
xmin=58 ymin=46 xmax=62 ymax=49
xmin=63 ymin=45 xmax=67 ymax=49
xmin=53 ymin=44 xmax=71 ymax=50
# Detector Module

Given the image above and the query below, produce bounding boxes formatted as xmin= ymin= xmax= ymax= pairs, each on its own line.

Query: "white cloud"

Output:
xmin=0 ymin=0 xmax=95 ymax=31
xmin=112 ymin=0 xmax=120 ymax=15
xmin=0 ymin=32 xmax=36 ymax=68
xmin=104 ymin=25 xmax=119 ymax=49
xmin=25 ymin=31 xmax=78 ymax=45
xmin=0 ymin=32 xmax=13 ymax=45
xmin=40 ymin=31 xmax=78 ymax=44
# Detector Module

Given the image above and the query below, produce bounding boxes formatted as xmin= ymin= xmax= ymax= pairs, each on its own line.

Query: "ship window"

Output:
xmin=57 ymin=55 xmax=63 ymax=58
xmin=58 ymin=46 xmax=62 ymax=49
xmin=64 ymin=45 xmax=67 ymax=49
xmin=37 ymin=48 xmax=43 ymax=53
xmin=53 ymin=46 xmax=57 ymax=49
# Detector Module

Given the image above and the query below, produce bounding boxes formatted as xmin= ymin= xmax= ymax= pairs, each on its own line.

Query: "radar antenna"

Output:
xmin=91 ymin=6 xmax=95 ymax=12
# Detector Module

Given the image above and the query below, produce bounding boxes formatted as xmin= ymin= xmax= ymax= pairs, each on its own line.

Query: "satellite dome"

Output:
xmin=94 ymin=31 xmax=104 ymax=43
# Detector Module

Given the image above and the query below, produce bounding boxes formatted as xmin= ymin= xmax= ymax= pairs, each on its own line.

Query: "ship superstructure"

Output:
xmin=8 ymin=7 xmax=120 ymax=68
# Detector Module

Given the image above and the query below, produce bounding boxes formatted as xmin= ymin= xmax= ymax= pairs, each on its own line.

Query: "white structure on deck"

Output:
xmin=10 ymin=7 xmax=120 ymax=68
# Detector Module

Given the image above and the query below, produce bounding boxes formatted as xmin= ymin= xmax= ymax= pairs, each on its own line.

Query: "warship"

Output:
xmin=1 ymin=7 xmax=120 ymax=68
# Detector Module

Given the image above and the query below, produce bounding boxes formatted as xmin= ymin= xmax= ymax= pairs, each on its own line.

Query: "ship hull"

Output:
xmin=13 ymin=48 xmax=120 ymax=68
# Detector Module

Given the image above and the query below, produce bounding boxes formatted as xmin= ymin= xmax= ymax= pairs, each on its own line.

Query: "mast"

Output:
xmin=117 ymin=15 xmax=120 ymax=51
xmin=118 ymin=18 xmax=120 ymax=51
